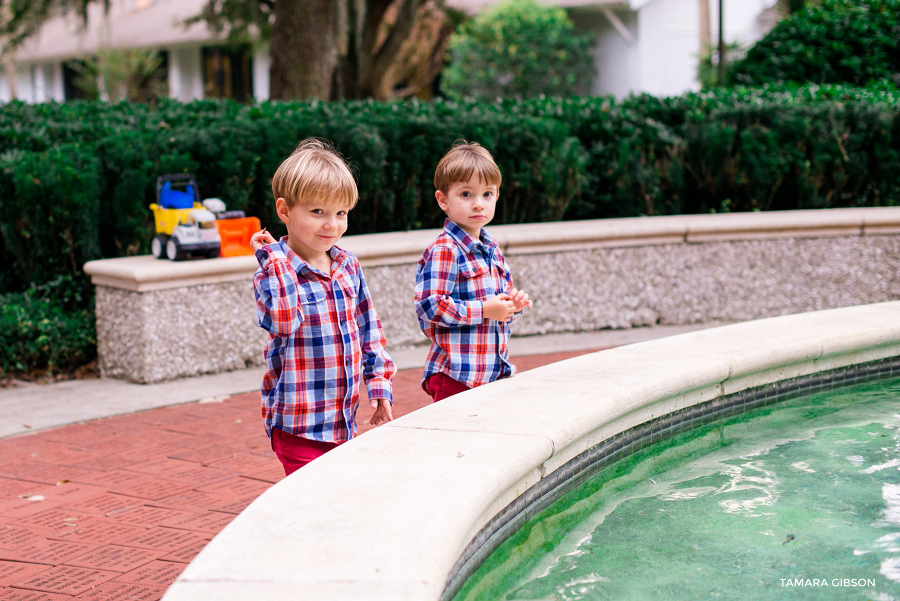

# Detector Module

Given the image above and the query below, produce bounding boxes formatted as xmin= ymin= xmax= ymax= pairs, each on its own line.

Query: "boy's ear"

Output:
xmin=275 ymin=197 xmax=291 ymax=224
xmin=435 ymin=190 xmax=449 ymax=212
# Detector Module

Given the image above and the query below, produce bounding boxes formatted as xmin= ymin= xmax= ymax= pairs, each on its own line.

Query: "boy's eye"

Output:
xmin=461 ymin=191 xmax=470 ymax=198
xmin=337 ymin=210 xmax=347 ymax=216
xmin=483 ymin=191 xmax=493 ymax=198
xmin=312 ymin=209 xmax=324 ymax=214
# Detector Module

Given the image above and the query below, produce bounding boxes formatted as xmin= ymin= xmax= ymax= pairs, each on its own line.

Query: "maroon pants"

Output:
xmin=425 ymin=372 xmax=471 ymax=403
xmin=271 ymin=428 xmax=341 ymax=476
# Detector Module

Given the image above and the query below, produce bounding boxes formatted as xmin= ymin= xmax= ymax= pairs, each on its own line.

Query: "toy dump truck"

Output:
xmin=149 ymin=175 xmax=260 ymax=261
xmin=150 ymin=175 xmax=221 ymax=261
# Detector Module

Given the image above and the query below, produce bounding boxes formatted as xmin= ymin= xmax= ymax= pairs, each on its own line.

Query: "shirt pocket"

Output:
xmin=298 ymin=283 xmax=327 ymax=329
xmin=336 ymin=275 xmax=360 ymax=330
xmin=458 ymin=257 xmax=489 ymax=300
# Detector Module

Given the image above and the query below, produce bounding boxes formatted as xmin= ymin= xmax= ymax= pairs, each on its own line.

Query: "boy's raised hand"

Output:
xmin=509 ymin=288 xmax=533 ymax=312
xmin=484 ymin=294 xmax=516 ymax=322
xmin=250 ymin=229 xmax=277 ymax=251
xmin=369 ymin=397 xmax=393 ymax=425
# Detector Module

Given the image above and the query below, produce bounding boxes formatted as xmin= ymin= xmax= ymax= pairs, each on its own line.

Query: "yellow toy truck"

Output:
xmin=149 ymin=175 xmax=221 ymax=261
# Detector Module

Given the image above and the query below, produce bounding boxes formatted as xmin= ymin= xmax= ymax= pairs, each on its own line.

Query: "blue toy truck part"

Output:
xmin=156 ymin=174 xmax=201 ymax=209
xmin=159 ymin=182 xmax=195 ymax=209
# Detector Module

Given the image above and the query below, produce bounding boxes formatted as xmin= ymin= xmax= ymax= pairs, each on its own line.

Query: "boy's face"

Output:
xmin=435 ymin=174 xmax=499 ymax=238
xmin=275 ymin=196 xmax=349 ymax=261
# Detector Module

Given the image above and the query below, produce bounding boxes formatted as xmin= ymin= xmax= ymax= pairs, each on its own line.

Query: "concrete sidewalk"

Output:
xmin=0 ymin=324 xmax=724 ymax=439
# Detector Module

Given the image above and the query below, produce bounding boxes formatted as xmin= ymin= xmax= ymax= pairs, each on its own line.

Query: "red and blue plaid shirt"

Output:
xmin=253 ymin=239 xmax=394 ymax=443
xmin=414 ymin=219 xmax=517 ymax=391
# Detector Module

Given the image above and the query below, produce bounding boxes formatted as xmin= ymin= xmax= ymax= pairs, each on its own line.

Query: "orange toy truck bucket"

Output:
xmin=215 ymin=217 xmax=261 ymax=257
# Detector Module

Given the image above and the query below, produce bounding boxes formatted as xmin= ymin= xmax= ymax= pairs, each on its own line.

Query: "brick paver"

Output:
xmin=0 ymin=350 xmax=597 ymax=599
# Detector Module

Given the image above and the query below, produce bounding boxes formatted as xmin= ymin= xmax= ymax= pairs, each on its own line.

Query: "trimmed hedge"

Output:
xmin=0 ymin=84 xmax=898 ymax=294
xmin=0 ymin=276 xmax=96 ymax=375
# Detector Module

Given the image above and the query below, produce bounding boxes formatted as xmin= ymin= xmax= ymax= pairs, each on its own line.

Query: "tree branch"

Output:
xmin=365 ymin=0 xmax=423 ymax=96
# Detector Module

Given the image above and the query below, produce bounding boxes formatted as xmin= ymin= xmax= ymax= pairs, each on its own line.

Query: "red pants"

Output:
xmin=271 ymin=428 xmax=341 ymax=476
xmin=425 ymin=372 xmax=471 ymax=403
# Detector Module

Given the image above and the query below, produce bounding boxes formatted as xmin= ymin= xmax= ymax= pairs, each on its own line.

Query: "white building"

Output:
xmin=0 ymin=0 xmax=780 ymax=104
xmin=453 ymin=0 xmax=783 ymax=98
xmin=0 ymin=0 xmax=269 ymax=103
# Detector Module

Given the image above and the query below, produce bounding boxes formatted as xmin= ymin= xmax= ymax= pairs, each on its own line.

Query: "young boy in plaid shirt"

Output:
xmin=250 ymin=139 xmax=395 ymax=475
xmin=414 ymin=141 xmax=533 ymax=402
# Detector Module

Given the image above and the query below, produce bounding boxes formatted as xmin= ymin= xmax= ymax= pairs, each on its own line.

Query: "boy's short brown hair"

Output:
xmin=433 ymin=140 xmax=502 ymax=194
xmin=271 ymin=138 xmax=358 ymax=208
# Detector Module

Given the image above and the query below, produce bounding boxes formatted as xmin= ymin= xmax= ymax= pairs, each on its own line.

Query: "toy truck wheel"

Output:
xmin=206 ymin=245 xmax=221 ymax=259
xmin=166 ymin=237 xmax=187 ymax=261
xmin=151 ymin=235 xmax=168 ymax=259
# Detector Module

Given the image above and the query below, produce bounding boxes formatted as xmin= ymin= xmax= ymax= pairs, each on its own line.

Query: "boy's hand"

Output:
xmin=369 ymin=397 xmax=393 ymax=425
xmin=509 ymin=288 xmax=533 ymax=312
xmin=250 ymin=228 xmax=277 ymax=251
xmin=483 ymin=294 xmax=516 ymax=322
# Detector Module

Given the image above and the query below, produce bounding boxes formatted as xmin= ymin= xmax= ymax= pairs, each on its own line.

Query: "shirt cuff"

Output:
xmin=470 ymin=300 xmax=485 ymax=324
xmin=255 ymin=244 xmax=288 ymax=268
xmin=366 ymin=377 xmax=394 ymax=405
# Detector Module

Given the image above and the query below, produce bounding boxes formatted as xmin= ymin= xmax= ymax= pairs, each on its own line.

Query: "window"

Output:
xmin=62 ymin=60 xmax=87 ymax=100
xmin=201 ymin=46 xmax=253 ymax=102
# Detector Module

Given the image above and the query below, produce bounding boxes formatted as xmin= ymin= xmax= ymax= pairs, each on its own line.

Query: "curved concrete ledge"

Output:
xmin=162 ymin=301 xmax=900 ymax=601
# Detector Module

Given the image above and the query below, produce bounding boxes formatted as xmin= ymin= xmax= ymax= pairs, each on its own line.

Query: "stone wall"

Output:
xmin=84 ymin=208 xmax=900 ymax=383
xmin=94 ymin=281 xmax=266 ymax=383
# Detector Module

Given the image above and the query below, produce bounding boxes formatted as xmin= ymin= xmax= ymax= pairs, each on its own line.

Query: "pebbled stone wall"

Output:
xmin=88 ymin=212 xmax=900 ymax=383
xmin=95 ymin=281 xmax=266 ymax=383
xmin=371 ymin=235 xmax=900 ymax=347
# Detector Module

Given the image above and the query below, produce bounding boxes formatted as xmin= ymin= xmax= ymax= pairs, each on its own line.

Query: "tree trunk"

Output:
xmin=269 ymin=0 xmax=338 ymax=100
xmin=698 ymin=0 xmax=710 ymax=50
xmin=360 ymin=0 xmax=422 ymax=99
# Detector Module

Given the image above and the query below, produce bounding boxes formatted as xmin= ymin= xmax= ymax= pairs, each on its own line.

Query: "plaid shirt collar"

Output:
xmin=443 ymin=218 xmax=499 ymax=255
xmin=276 ymin=236 xmax=352 ymax=277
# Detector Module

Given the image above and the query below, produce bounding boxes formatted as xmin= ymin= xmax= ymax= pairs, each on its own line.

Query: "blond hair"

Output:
xmin=433 ymin=140 xmax=502 ymax=194
xmin=271 ymin=138 xmax=358 ymax=208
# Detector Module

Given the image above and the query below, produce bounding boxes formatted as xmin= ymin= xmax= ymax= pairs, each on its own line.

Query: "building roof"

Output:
xmin=14 ymin=0 xmax=222 ymax=63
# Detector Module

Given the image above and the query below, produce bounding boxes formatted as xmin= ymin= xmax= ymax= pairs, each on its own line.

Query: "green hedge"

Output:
xmin=728 ymin=0 xmax=900 ymax=88
xmin=0 ymin=84 xmax=898 ymax=295
xmin=0 ymin=276 xmax=95 ymax=375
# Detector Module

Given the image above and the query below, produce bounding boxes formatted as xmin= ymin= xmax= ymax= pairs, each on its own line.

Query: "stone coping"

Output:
xmin=86 ymin=207 xmax=900 ymax=291
xmin=161 ymin=301 xmax=900 ymax=601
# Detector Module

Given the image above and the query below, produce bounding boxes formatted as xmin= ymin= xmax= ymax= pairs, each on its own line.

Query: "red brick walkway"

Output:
xmin=0 ymin=350 xmax=597 ymax=600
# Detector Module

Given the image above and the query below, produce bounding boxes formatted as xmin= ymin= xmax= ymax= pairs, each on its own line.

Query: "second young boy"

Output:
xmin=414 ymin=141 xmax=532 ymax=402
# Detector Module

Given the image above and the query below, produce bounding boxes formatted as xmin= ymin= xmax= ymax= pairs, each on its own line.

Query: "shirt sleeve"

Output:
xmin=355 ymin=267 xmax=395 ymax=404
xmin=253 ymin=246 xmax=304 ymax=337
xmin=415 ymin=245 xmax=485 ymax=327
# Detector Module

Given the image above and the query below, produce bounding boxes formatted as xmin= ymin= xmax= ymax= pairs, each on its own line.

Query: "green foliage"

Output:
xmin=68 ymin=48 xmax=167 ymax=103
xmin=0 ymin=142 xmax=101 ymax=288
xmin=697 ymin=42 xmax=745 ymax=90
xmin=0 ymin=276 xmax=96 ymax=375
xmin=0 ymin=87 xmax=897 ymax=295
xmin=441 ymin=0 xmax=596 ymax=101
xmin=729 ymin=0 xmax=900 ymax=87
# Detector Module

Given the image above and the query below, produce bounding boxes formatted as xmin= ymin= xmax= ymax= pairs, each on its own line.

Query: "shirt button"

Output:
xmin=307 ymin=294 xmax=315 ymax=301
